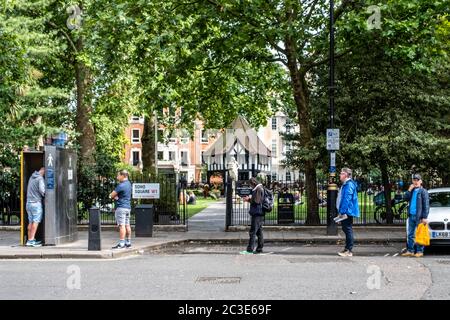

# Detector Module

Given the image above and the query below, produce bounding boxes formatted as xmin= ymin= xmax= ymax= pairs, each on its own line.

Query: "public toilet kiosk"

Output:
xmin=20 ymin=145 xmax=78 ymax=245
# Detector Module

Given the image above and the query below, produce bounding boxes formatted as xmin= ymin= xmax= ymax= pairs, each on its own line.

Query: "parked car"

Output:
xmin=427 ymin=188 xmax=450 ymax=246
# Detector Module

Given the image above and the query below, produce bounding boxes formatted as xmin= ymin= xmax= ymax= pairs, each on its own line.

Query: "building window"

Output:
xmin=157 ymin=129 xmax=164 ymax=143
xmin=131 ymin=129 xmax=140 ymax=144
xmin=157 ymin=151 xmax=164 ymax=160
xmin=180 ymin=151 xmax=188 ymax=166
xmin=180 ymin=129 xmax=190 ymax=144
xmin=132 ymin=150 xmax=140 ymax=166
xmin=285 ymin=118 xmax=292 ymax=133
xmin=272 ymin=117 xmax=277 ymax=130
xmin=271 ymin=139 xmax=277 ymax=157
xmin=286 ymin=172 xmax=291 ymax=181
xmin=201 ymin=151 xmax=206 ymax=164
xmin=285 ymin=141 xmax=292 ymax=153
xmin=131 ymin=115 xmax=140 ymax=121
xmin=271 ymin=172 xmax=277 ymax=181
xmin=201 ymin=130 xmax=208 ymax=143
xmin=169 ymin=151 xmax=175 ymax=161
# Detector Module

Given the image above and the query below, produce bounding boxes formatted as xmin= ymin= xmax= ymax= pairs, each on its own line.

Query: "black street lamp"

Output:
xmin=327 ymin=0 xmax=338 ymax=235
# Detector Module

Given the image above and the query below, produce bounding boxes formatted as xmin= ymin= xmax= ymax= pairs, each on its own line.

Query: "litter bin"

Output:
xmin=135 ymin=204 xmax=154 ymax=237
xmin=278 ymin=192 xmax=295 ymax=225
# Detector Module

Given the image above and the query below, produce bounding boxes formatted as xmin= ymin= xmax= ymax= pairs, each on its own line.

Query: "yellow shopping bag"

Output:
xmin=415 ymin=223 xmax=430 ymax=246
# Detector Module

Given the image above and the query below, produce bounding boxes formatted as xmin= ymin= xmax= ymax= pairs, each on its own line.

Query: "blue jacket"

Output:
xmin=338 ymin=179 xmax=360 ymax=217
xmin=404 ymin=187 xmax=429 ymax=223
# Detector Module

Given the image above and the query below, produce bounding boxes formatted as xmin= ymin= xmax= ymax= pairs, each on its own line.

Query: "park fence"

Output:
xmin=226 ymin=179 xmax=437 ymax=227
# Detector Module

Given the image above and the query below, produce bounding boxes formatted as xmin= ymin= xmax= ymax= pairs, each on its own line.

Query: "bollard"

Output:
xmin=88 ymin=207 xmax=101 ymax=250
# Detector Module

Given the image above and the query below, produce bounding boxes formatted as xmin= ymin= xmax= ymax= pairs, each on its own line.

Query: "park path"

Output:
xmin=188 ymin=200 xmax=226 ymax=232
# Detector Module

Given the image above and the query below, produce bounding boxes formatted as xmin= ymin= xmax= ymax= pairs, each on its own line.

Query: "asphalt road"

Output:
xmin=1 ymin=244 xmax=450 ymax=300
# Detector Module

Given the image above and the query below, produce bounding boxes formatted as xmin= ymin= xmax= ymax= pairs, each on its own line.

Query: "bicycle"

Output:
xmin=373 ymin=192 xmax=408 ymax=224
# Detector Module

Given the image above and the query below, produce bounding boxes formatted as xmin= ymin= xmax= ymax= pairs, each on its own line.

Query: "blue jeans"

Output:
xmin=341 ymin=215 xmax=354 ymax=251
xmin=407 ymin=215 xmax=424 ymax=253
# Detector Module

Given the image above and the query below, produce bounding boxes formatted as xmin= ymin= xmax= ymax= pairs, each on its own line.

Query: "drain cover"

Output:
xmin=196 ymin=277 xmax=241 ymax=284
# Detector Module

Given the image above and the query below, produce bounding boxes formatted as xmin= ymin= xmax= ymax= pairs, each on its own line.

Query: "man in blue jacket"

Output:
xmin=401 ymin=174 xmax=429 ymax=258
xmin=336 ymin=168 xmax=360 ymax=257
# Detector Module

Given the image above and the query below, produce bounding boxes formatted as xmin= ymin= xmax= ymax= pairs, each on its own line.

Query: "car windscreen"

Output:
xmin=429 ymin=192 xmax=450 ymax=208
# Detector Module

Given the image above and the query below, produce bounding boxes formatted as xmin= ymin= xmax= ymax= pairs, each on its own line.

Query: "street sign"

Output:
xmin=326 ymin=129 xmax=340 ymax=150
xmin=132 ymin=183 xmax=160 ymax=199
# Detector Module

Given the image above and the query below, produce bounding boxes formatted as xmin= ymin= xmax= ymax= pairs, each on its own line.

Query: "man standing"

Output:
xmin=110 ymin=170 xmax=132 ymax=249
xmin=401 ymin=174 xmax=429 ymax=258
xmin=25 ymin=167 xmax=45 ymax=247
xmin=336 ymin=168 xmax=360 ymax=257
xmin=241 ymin=177 xmax=265 ymax=254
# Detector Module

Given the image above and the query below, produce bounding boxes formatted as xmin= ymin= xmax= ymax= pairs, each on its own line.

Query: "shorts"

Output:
xmin=26 ymin=201 xmax=43 ymax=224
xmin=115 ymin=208 xmax=131 ymax=226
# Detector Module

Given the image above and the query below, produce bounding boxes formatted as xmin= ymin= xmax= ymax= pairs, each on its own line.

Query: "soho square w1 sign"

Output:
xmin=132 ymin=183 xmax=160 ymax=199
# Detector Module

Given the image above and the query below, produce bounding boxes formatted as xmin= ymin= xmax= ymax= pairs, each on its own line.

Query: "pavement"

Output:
xmin=0 ymin=200 xmax=408 ymax=259
xmin=0 ymin=226 xmax=407 ymax=259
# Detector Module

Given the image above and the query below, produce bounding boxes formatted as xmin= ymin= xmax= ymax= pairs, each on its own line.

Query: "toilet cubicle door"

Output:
xmin=20 ymin=151 xmax=44 ymax=245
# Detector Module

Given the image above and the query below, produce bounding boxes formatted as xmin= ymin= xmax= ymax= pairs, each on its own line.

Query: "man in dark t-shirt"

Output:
xmin=109 ymin=170 xmax=132 ymax=249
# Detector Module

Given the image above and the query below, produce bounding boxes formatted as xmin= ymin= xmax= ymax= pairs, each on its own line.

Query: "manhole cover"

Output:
xmin=196 ymin=277 xmax=241 ymax=284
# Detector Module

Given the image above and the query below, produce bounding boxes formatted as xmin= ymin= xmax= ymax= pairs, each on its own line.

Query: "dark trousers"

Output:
xmin=247 ymin=215 xmax=264 ymax=252
xmin=341 ymin=215 xmax=354 ymax=251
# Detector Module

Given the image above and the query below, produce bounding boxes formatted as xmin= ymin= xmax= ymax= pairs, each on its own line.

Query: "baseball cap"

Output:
xmin=412 ymin=174 xmax=422 ymax=180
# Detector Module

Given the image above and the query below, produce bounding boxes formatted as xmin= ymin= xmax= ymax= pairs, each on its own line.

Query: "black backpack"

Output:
xmin=262 ymin=188 xmax=274 ymax=213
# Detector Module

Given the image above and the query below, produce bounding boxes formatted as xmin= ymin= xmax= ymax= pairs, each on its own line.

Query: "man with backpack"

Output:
xmin=241 ymin=176 xmax=272 ymax=254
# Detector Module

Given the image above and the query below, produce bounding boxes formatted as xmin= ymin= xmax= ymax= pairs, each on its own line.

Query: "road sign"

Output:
xmin=132 ymin=183 xmax=160 ymax=199
xmin=326 ymin=129 xmax=340 ymax=150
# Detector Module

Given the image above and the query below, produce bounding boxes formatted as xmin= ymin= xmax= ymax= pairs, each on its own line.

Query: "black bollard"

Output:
xmin=88 ymin=207 xmax=101 ymax=250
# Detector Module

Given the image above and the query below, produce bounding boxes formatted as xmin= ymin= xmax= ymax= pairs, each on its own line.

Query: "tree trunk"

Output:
xmin=75 ymin=35 xmax=95 ymax=165
xmin=141 ymin=113 xmax=156 ymax=174
xmin=380 ymin=161 xmax=393 ymax=224
xmin=285 ymin=34 xmax=319 ymax=225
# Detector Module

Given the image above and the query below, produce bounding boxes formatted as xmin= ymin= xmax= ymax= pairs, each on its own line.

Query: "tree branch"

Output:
xmin=48 ymin=21 xmax=78 ymax=53
xmin=204 ymin=0 xmax=287 ymax=55
xmin=303 ymin=48 xmax=352 ymax=72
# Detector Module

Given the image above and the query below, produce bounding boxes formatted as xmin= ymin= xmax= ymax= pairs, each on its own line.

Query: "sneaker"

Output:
xmin=401 ymin=251 xmax=414 ymax=257
xmin=239 ymin=250 xmax=254 ymax=255
xmin=25 ymin=240 xmax=42 ymax=247
xmin=112 ymin=243 xmax=126 ymax=249
xmin=125 ymin=242 xmax=132 ymax=248
xmin=338 ymin=250 xmax=353 ymax=257
xmin=414 ymin=252 xmax=424 ymax=258
xmin=254 ymin=250 xmax=263 ymax=254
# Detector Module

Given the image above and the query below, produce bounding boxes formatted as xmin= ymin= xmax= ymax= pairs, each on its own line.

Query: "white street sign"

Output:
xmin=326 ymin=129 xmax=340 ymax=150
xmin=132 ymin=183 xmax=160 ymax=199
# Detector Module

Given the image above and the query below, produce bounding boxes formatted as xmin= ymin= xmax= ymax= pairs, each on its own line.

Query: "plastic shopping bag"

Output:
xmin=415 ymin=223 xmax=430 ymax=246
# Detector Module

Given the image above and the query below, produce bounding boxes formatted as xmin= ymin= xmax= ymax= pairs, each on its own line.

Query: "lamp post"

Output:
xmin=326 ymin=0 xmax=338 ymax=235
